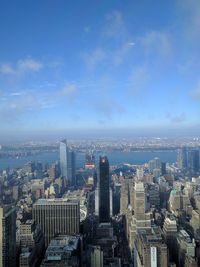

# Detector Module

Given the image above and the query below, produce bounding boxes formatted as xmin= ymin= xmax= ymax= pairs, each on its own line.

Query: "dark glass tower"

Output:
xmin=98 ymin=156 xmax=110 ymax=223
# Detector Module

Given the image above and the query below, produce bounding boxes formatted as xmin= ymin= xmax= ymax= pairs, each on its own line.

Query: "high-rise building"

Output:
xmin=163 ymin=216 xmax=178 ymax=263
xmin=161 ymin=162 xmax=167 ymax=175
xmin=59 ymin=140 xmax=76 ymax=186
xmin=128 ymin=182 xmax=152 ymax=250
xmin=98 ymin=156 xmax=110 ymax=223
xmin=33 ymin=199 xmax=80 ymax=246
xmin=67 ymin=150 xmax=76 ymax=186
xmin=134 ymin=182 xmax=145 ymax=220
xmin=0 ymin=205 xmax=16 ymax=267
xmin=188 ymin=149 xmax=199 ymax=173
xmin=59 ymin=139 xmax=68 ymax=178
xmin=91 ymin=246 xmax=103 ymax=267
xmin=134 ymin=227 xmax=168 ymax=267
xmin=41 ymin=235 xmax=82 ymax=267
xmin=177 ymin=147 xmax=188 ymax=169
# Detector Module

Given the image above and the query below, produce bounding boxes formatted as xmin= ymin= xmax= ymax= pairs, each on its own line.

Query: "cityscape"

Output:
xmin=1 ymin=0 xmax=200 ymax=267
xmin=1 ymin=138 xmax=200 ymax=266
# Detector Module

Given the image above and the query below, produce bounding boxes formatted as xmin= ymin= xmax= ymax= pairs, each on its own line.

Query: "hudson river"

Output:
xmin=0 ymin=150 xmax=177 ymax=170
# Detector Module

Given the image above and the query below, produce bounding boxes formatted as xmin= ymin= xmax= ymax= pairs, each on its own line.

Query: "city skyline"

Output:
xmin=1 ymin=0 xmax=200 ymax=141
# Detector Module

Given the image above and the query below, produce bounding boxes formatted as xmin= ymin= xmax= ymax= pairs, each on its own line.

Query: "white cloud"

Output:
xmin=129 ymin=66 xmax=150 ymax=94
xmin=0 ymin=58 xmax=43 ymax=75
xmin=139 ymin=31 xmax=172 ymax=60
xmin=166 ymin=112 xmax=186 ymax=124
xmin=113 ymin=42 xmax=135 ymax=66
xmin=178 ymin=0 xmax=200 ymax=39
xmin=103 ymin=10 xmax=127 ymax=40
xmin=191 ymin=82 xmax=200 ymax=101
xmin=59 ymin=83 xmax=78 ymax=103
xmin=95 ymin=98 xmax=126 ymax=118
xmin=81 ymin=48 xmax=106 ymax=70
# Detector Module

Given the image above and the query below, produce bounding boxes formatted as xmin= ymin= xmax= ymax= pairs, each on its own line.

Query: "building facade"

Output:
xmin=33 ymin=199 xmax=80 ymax=246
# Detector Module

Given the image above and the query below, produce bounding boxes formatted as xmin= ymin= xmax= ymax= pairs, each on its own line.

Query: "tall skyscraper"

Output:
xmin=98 ymin=156 xmax=110 ymax=223
xmin=67 ymin=150 xmax=76 ymax=186
xmin=59 ymin=140 xmax=76 ymax=186
xmin=134 ymin=182 xmax=146 ymax=221
xmin=188 ymin=149 xmax=199 ymax=173
xmin=59 ymin=139 xmax=68 ymax=178
xmin=177 ymin=147 xmax=188 ymax=169
xmin=0 ymin=205 xmax=16 ymax=267
xmin=33 ymin=199 xmax=80 ymax=246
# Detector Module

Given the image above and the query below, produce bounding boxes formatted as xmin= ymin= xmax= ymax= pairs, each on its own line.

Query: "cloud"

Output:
xmin=166 ymin=112 xmax=186 ymax=124
xmin=0 ymin=91 xmax=40 ymax=123
xmin=191 ymin=82 xmax=200 ymax=101
xmin=139 ymin=31 xmax=172 ymax=60
xmin=129 ymin=66 xmax=150 ymax=94
xmin=113 ymin=42 xmax=135 ymax=66
xmin=103 ymin=10 xmax=127 ymax=40
xmin=0 ymin=58 xmax=43 ymax=75
xmin=81 ymin=48 xmax=106 ymax=70
xmin=9 ymin=91 xmax=25 ymax=96
xmin=59 ymin=83 xmax=78 ymax=102
xmin=95 ymin=98 xmax=125 ymax=118
xmin=178 ymin=0 xmax=200 ymax=39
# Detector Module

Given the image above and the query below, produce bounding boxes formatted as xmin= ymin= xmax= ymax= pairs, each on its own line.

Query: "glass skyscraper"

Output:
xmin=59 ymin=139 xmax=76 ymax=186
xmin=0 ymin=205 xmax=16 ymax=267
xmin=98 ymin=156 xmax=110 ymax=223
xmin=59 ymin=139 xmax=68 ymax=178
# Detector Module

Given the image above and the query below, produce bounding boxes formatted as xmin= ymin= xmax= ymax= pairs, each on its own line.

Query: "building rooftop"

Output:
xmin=46 ymin=235 xmax=80 ymax=254
xmin=34 ymin=198 xmax=79 ymax=205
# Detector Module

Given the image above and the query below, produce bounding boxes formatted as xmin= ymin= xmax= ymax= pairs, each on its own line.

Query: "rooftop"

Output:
xmin=34 ymin=198 xmax=79 ymax=205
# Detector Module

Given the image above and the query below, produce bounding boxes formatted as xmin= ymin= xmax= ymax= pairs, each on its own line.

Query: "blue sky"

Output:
xmin=0 ymin=0 xmax=200 ymax=139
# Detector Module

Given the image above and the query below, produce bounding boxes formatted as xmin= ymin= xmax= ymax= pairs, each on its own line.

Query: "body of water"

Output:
xmin=0 ymin=150 xmax=177 ymax=170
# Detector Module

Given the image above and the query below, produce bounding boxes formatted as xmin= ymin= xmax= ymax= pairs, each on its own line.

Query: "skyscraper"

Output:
xmin=59 ymin=139 xmax=68 ymax=178
xmin=59 ymin=140 xmax=76 ymax=186
xmin=98 ymin=156 xmax=110 ymax=223
xmin=0 ymin=205 xmax=16 ymax=267
xmin=33 ymin=198 xmax=80 ymax=246
xmin=188 ymin=149 xmax=199 ymax=173
xmin=177 ymin=147 xmax=188 ymax=169
xmin=134 ymin=182 xmax=146 ymax=221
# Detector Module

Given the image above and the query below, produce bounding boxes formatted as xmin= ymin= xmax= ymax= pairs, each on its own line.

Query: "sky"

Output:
xmin=0 ymin=0 xmax=200 ymax=140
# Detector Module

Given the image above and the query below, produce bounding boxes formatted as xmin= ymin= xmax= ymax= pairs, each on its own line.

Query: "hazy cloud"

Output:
xmin=113 ymin=42 xmax=135 ymax=66
xmin=0 ymin=58 xmax=43 ymax=75
xmin=81 ymin=48 xmax=106 ymax=70
xmin=166 ymin=112 xmax=186 ymax=124
xmin=191 ymin=82 xmax=200 ymax=101
xmin=95 ymin=98 xmax=125 ymax=118
xmin=129 ymin=66 xmax=150 ymax=94
xmin=103 ymin=10 xmax=128 ymax=40
xmin=139 ymin=31 xmax=172 ymax=60
xmin=59 ymin=83 xmax=78 ymax=102
xmin=178 ymin=0 xmax=200 ymax=38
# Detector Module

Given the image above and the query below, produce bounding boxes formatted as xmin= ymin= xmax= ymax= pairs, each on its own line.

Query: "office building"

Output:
xmin=177 ymin=147 xmax=188 ymax=169
xmin=59 ymin=140 xmax=76 ymax=186
xmin=91 ymin=246 xmax=103 ymax=267
xmin=98 ymin=156 xmax=110 ymax=223
xmin=134 ymin=182 xmax=146 ymax=220
xmin=163 ymin=216 xmax=178 ymax=263
xmin=59 ymin=139 xmax=68 ymax=178
xmin=41 ymin=235 xmax=82 ymax=267
xmin=134 ymin=227 xmax=168 ymax=267
xmin=176 ymin=229 xmax=197 ymax=267
xmin=188 ymin=149 xmax=199 ymax=173
xmin=0 ymin=205 xmax=16 ymax=267
xmin=128 ymin=182 xmax=152 ymax=250
xmin=33 ymin=198 xmax=80 ymax=246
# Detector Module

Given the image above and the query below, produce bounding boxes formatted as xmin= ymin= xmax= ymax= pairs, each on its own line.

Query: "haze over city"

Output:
xmin=1 ymin=0 xmax=200 ymax=141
